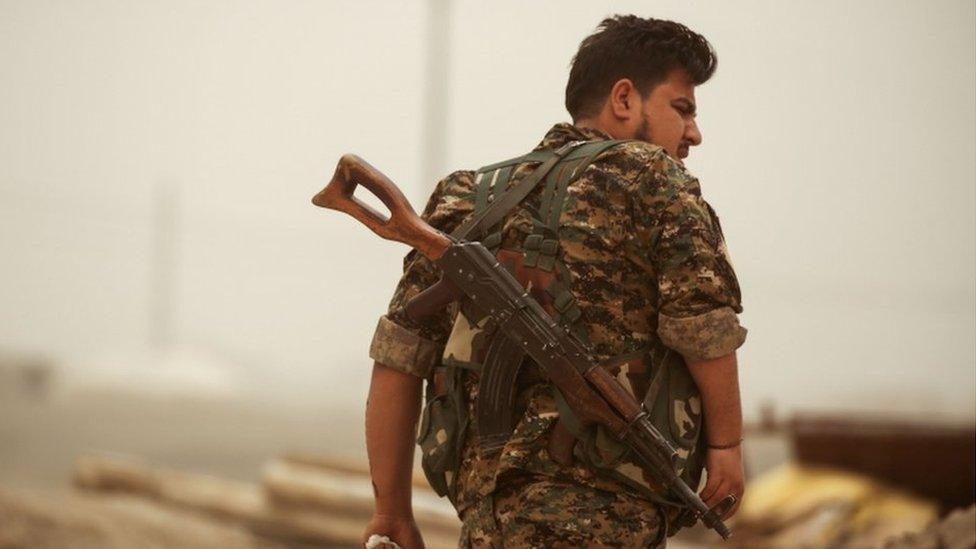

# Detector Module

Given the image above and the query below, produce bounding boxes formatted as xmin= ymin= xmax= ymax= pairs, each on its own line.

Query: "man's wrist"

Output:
xmin=706 ymin=437 xmax=743 ymax=450
xmin=372 ymin=510 xmax=416 ymax=521
xmin=373 ymin=489 xmax=414 ymax=519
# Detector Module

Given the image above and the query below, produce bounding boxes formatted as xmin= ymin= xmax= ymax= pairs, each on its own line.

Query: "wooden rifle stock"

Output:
xmin=311 ymin=154 xmax=452 ymax=260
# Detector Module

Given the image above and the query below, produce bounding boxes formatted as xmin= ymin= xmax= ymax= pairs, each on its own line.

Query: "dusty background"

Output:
xmin=0 ymin=1 xmax=973 ymax=546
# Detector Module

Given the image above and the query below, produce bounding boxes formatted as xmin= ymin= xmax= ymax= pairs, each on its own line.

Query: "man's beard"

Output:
xmin=637 ymin=115 xmax=653 ymax=144
xmin=638 ymin=113 xmax=687 ymax=160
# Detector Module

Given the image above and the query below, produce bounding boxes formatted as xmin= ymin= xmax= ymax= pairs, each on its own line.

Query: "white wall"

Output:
xmin=1 ymin=0 xmax=973 ymax=420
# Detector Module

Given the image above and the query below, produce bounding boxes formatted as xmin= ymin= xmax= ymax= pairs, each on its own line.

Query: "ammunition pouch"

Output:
xmin=417 ymin=362 xmax=468 ymax=500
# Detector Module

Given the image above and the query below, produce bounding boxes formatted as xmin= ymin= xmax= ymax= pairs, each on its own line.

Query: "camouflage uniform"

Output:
xmin=369 ymin=123 xmax=746 ymax=547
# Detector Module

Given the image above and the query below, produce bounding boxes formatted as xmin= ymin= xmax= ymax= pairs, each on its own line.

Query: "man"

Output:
xmin=362 ymin=15 xmax=746 ymax=548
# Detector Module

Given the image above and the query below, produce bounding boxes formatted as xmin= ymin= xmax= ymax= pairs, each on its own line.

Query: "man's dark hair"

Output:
xmin=565 ymin=15 xmax=717 ymax=121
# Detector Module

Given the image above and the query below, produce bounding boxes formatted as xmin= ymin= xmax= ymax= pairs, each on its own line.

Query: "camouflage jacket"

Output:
xmin=368 ymin=123 xmax=746 ymax=514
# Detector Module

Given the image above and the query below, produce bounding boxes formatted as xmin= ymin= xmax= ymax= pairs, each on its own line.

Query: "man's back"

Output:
xmin=360 ymin=16 xmax=746 ymax=549
xmin=370 ymin=122 xmax=743 ymax=546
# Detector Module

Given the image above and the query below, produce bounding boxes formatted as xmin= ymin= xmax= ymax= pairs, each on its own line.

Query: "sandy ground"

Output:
xmin=0 ymin=488 xmax=289 ymax=549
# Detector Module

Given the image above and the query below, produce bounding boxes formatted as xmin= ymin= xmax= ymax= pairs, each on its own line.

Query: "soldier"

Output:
xmin=362 ymin=15 xmax=746 ymax=548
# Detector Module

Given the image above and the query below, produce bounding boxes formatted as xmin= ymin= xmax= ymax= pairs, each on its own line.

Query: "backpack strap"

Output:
xmin=524 ymin=138 xmax=630 ymax=269
xmin=470 ymin=164 xmax=517 ymax=250
xmin=544 ymin=139 xmax=630 ymax=231
xmin=451 ymin=141 xmax=587 ymax=242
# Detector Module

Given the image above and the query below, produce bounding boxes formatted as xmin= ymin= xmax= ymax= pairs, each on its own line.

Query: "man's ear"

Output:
xmin=608 ymin=78 xmax=639 ymax=121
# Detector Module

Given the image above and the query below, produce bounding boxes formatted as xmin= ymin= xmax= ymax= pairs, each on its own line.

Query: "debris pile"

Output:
xmin=72 ymin=454 xmax=461 ymax=547
xmin=61 ymin=453 xmax=460 ymax=548
xmin=2 ymin=408 xmax=972 ymax=548
xmin=884 ymin=504 xmax=976 ymax=549
xmin=726 ymin=464 xmax=940 ymax=547
xmin=0 ymin=488 xmax=273 ymax=549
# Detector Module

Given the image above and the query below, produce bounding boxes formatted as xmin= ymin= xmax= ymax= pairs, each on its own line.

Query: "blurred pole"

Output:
xmin=418 ymin=0 xmax=452 ymax=204
xmin=150 ymin=180 xmax=178 ymax=350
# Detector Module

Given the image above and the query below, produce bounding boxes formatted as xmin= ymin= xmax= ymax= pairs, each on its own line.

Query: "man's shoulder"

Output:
xmin=592 ymin=140 xmax=697 ymax=192
xmin=423 ymin=169 xmax=478 ymax=210
xmin=607 ymin=139 xmax=670 ymax=164
xmin=429 ymin=138 xmax=695 ymax=201
xmin=417 ymin=169 xmax=479 ymax=229
xmin=434 ymin=169 xmax=478 ymax=196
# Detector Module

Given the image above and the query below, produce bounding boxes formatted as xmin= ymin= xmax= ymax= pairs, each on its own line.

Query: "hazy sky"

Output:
xmin=1 ymin=0 xmax=973 ymax=421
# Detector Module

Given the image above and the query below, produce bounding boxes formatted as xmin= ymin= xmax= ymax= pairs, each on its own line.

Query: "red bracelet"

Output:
xmin=707 ymin=438 xmax=743 ymax=450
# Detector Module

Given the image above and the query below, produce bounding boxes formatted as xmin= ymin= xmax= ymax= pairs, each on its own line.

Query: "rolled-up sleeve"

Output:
xmin=657 ymin=307 xmax=746 ymax=362
xmin=368 ymin=170 xmax=476 ymax=377
xmin=369 ymin=315 xmax=444 ymax=378
xmin=631 ymin=151 xmax=747 ymax=362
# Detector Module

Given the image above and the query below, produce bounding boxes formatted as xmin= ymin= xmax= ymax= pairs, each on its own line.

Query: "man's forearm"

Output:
xmin=684 ymin=351 xmax=743 ymax=446
xmin=365 ymin=361 xmax=423 ymax=517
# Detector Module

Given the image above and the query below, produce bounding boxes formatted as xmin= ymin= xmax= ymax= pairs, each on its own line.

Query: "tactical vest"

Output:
xmin=415 ymin=139 xmax=707 ymax=521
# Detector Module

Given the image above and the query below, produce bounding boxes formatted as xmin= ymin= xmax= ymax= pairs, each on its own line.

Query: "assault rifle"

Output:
xmin=312 ymin=154 xmax=733 ymax=540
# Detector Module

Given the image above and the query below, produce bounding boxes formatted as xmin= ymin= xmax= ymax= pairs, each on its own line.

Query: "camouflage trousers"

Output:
xmin=458 ymin=474 xmax=667 ymax=548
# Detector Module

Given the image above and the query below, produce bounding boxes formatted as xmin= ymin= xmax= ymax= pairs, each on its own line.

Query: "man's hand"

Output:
xmin=700 ymin=446 xmax=745 ymax=519
xmin=683 ymin=351 xmax=745 ymax=520
xmin=361 ymin=513 xmax=425 ymax=549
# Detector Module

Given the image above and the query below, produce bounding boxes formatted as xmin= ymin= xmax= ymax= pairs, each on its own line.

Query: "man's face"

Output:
xmin=635 ymin=68 xmax=702 ymax=161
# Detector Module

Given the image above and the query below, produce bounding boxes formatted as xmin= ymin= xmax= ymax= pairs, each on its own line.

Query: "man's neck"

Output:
xmin=574 ymin=118 xmax=627 ymax=140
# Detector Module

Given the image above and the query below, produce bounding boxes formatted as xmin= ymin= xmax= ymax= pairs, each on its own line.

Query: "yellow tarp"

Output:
xmin=731 ymin=464 xmax=939 ymax=548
